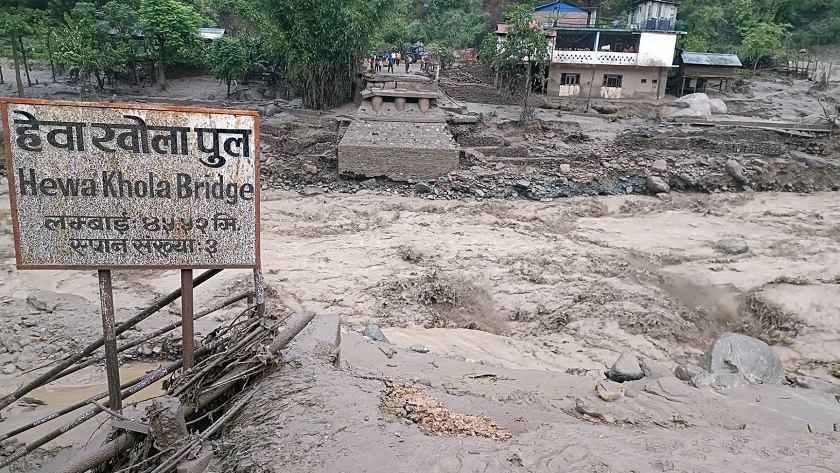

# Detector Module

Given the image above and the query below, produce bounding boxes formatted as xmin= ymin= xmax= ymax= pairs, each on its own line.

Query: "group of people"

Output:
xmin=370 ymin=51 xmax=428 ymax=74
xmin=371 ymin=52 xmax=405 ymax=73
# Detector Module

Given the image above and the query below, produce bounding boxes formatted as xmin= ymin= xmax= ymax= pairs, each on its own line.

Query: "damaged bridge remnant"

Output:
xmin=338 ymin=73 xmax=459 ymax=181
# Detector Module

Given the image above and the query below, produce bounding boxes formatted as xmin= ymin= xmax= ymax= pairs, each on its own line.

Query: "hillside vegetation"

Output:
xmin=1 ymin=0 xmax=837 ymax=108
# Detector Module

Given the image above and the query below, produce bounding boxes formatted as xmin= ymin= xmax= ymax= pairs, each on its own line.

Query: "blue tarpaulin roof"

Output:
xmin=535 ymin=2 xmax=585 ymax=13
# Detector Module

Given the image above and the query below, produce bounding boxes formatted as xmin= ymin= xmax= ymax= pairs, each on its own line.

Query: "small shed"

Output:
xmin=677 ymin=52 xmax=742 ymax=95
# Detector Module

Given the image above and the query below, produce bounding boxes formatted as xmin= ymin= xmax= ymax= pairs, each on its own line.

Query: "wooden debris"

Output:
xmin=382 ymin=382 xmax=512 ymax=441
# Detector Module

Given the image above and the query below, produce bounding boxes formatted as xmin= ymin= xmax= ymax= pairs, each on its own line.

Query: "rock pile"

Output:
xmin=595 ymin=332 xmax=794 ymax=406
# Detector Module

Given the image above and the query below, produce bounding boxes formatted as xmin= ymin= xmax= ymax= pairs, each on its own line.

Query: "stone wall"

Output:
xmin=440 ymin=84 xmax=520 ymax=105
xmin=339 ymin=145 xmax=459 ymax=181
xmin=616 ymin=128 xmax=790 ymax=156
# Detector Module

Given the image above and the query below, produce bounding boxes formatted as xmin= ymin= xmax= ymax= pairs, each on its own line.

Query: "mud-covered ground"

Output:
xmin=213 ymin=191 xmax=840 ymax=473
xmin=3 ymin=191 xmax=840 ymax=471
xmin=2 ymin=60 xmax=840 ymax=471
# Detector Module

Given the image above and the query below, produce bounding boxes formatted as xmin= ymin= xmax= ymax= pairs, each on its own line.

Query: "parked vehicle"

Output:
xmin=402 ymin=42 xmax=426 ymax=64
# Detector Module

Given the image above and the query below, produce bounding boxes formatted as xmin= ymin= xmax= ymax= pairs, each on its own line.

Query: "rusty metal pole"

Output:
xmin=97 ymin=270 xmax=122 ymax=414
xmin=253 ymin=268 xmax=265 ymax=317
xmin=181 ymin=269 xmax=195 ymax=370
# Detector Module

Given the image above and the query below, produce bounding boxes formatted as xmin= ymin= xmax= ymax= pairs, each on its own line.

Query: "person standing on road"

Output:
xmin=405 ymin=55 xmax=410 ymax=73
xmin=396 ymin=52 xmax=401 ymax=66
xmin=387 ymin=54 xmax=394 ymax=73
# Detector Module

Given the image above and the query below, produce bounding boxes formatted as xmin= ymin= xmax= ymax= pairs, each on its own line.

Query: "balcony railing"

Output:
xmin=552 ymin=50 xmax=639 ymax=66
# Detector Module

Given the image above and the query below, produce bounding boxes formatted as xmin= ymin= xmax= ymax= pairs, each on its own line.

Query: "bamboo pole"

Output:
xmin=56 ymin=433 xmax=138 ymax=473
xmin=0 ymin=269 xmax=221 ymax=410
xmin=45 ymin=313 xmax=315 ymax=473
xmin=0 ymin=301 xmax=253 ymax=443
xmin=190 ymin=313 xmax=314 ymax=413
xmin=0 ymin=362 xmax=181 ymax=468
xmin=51 ymin=291 xmax=254 ymax=381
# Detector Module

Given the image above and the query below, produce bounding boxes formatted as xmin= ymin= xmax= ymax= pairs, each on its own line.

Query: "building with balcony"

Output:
xmin=544 ymin=0 xmax=682 ymax=99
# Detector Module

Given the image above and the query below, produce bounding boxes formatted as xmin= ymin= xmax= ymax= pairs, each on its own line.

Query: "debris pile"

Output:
xmin=382 ymin=382 xmax=513 ymax=440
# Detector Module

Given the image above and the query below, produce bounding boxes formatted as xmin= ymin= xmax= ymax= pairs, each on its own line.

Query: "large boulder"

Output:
xmin=659 ymin=93 xmax=712 ymax=120
xmin=725 ymin=159 xmax=746 ymax=182
xmin=646 ymin=176 xmax=670 ymax=194
xmin=608 ymin=352 xmax=645 ymax=382
xmin=701 ymin=333 xmax=785 ymax=384
xmin=709 ymin=98 xmax=728 ymax=115
xmin=362 ymin=323 xmax=389 ymax=343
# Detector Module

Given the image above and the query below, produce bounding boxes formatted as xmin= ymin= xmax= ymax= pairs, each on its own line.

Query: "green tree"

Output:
xmin=52 ymin=2 xmax=131 ymax=98
xmin=740 ymin=21 xmax=790 ymax=69
xmin=0 ymin=6 xmax=28 ymax=97
xmin=208 ymin=35 xmax=248 ymax=96
xmin=430 ymin=42 xmax=456 ymax=69
xmin=411 ymin=0 xmax=485 ymax=48
xmin=264 ymin=0 xmax=393 ymax=109
xmin=138 ymin=0 xmax=205 ymax=89
xmin=480 ymin=4 xmax=549 ymax=123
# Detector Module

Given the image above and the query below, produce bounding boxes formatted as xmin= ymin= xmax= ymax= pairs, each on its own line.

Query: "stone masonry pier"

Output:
xmin=338 ymin=73 xmax=459 ymax=181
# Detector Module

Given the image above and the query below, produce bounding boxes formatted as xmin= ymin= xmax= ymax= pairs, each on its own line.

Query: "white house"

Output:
xmin=544 ymin=0 xmax=682 ymax=99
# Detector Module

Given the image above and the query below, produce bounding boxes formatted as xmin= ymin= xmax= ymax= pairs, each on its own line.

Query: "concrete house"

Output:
xmin=545 ymin=0 xmax=681 ymax=99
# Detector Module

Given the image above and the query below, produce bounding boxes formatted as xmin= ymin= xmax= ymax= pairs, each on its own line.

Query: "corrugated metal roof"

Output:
xmin=535 ymin=1 xmax=585 ymax=13
xmin=681 ymin=52 xmax=742 ymax=67
xmin=199 ymin=28 xmax=226 ymax=40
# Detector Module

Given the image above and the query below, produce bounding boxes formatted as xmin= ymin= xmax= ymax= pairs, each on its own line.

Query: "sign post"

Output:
xmin=98 ymin=269 xmax=122 ymax=412
xmin=1 ymin=98 xmax=260 ymax=413
xmin=181 ymin=269 xmax=195 ymax=369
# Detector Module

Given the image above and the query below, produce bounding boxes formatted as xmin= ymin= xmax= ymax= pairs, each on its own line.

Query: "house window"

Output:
xmin=603 ymin=74 xmax=623 ymax=88
xmin=652 ymin=79 xmax=658 ymax=84
xmin=641 ymin=78 xmax=647 ymax=83
xmin=561 ymin=73 xmax=580 ymax=86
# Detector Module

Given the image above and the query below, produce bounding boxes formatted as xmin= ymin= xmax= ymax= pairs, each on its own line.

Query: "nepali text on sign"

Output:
xmin=1 ymin=99 xmax=260 ymax=269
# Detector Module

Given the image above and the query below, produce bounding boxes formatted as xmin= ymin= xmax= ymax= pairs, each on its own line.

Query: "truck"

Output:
xmin=402 ymin=42 xmax=426 ymax=64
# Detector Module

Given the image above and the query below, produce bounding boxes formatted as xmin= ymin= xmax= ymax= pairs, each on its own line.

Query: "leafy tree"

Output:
xmin=138 ymin=0 xmax=205 ymax=89
xmin=208 ymin=35 xmax=248 ymax=96
xmin=413 ymin=0 xmax=486 ymax=48
xmin=480 ymin=3 xmax=549 ymax=123
xmin=375 ymin=0 xmax=411 ymax=49
xmin=100 ymin=0 xmax=142 ymax=85
xmin=52 ymin=1 xmax=131 ymax=98
xmin=430 ymin=42 xmax=456 ymax=70
xmin=0 ymin=6 xmax=29 ymax=97
xmin=740 ymin=21 xmax=790 ymax=69
xmin=264 ymin=0 xmax=393 ymax=109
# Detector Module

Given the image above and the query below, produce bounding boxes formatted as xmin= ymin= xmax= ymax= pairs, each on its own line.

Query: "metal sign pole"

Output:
xmin=253 ymin=268 xmax=265 ymax=317
xmin=181 ymin=269 xmax=195 ymax=370
xmin=97 ymin=270 xmax=122 ymax=413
